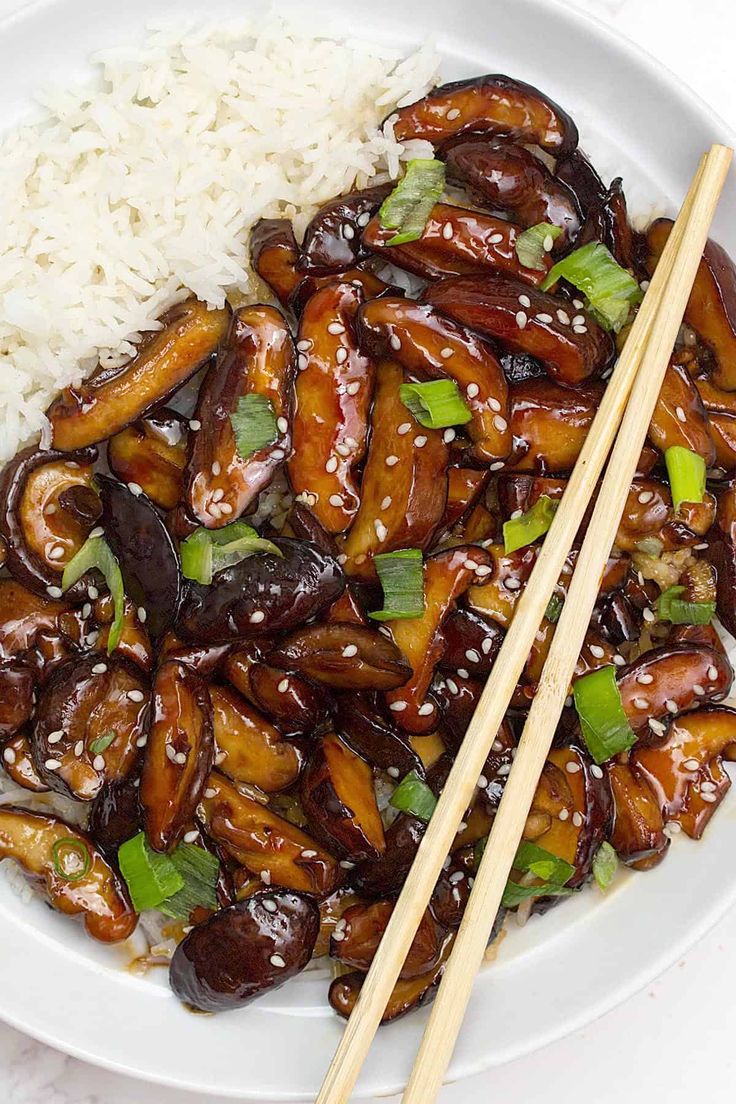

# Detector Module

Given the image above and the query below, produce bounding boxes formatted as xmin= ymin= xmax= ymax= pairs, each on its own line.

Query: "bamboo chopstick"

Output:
xmin=316 ymin=143 xmax=732 ymax=1104
xmin=401 ymin=142 xmax=733 ymax=1104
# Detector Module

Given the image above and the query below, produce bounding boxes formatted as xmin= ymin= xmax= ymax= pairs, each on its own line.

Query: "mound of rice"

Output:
xmin=0 ymin=16 xmax=438 ymax=463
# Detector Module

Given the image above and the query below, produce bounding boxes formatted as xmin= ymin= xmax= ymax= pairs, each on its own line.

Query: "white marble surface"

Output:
xmin=1 ymin=0 xmax=735 ymax=1101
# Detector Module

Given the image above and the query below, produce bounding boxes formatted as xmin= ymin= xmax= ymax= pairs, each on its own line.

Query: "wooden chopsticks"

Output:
xmin=317 ymin=144 xmax=733 ymax=1104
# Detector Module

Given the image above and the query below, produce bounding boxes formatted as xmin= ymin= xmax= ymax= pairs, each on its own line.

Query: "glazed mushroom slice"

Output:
xmin=198 ymin=772 xmax=339 ymax=895
xmin=358 ymin=298 xmax=511 ymax=464
xmin=97 ymin=475 xmax=181 ymax=640
xmin=391 ymin=74 xmax=578 ymax=155
xmin=505 ymin=378 xmax=604 ymax=474
xmin=90 ymin=598 xmax=154 ymax=673
xmin=299 ymin=185 xmax=392 ymax=274
xmin=224 ymin=645 xmax=328 ymax=737
xmin=647 ymin=356 xmax=715 ymax=465
xmin=88 ymin=776 xmax=143 ymax=855
xmin=329 ymin=934 xmax=453 ymax=1022
xmin=170 ymin=891 xmax=320 ymax=1012
xmin=383 ymin=546 xmax=493 ymax=733
xmin=439 ymin=608 xmax=504 ymax=676
xmin=176 ymin=537 xmax=345 ymax=644
xmin=46 ymin=297 xmax=230 ymax=449
xmin=0 ymin=445 xmax=98 ymax=598
xmin=31 ymin=653 xmax=149 ymax=801
xmin=268 ymin=623 xmax=410 ymax=691
xmin=632 ymin=708 xmax=736 ymax=839
xmin=706 ymin=480 xmax=736 ymax=637
xmin=441 ymin=468 xmax=490 ymax=531
xmin=707 ymin=410 xmax=736 ymax=472
xmin=334 ymin=696 xmax=424 ymax=778
xmin=285 ymin=500 xmax=366 ymax=625
xmin=555 ymin=148 xmax=607 ymax=217
xmin=0 ymin=808 xmax=137 ymax=942
xmin=443 ymin=140 xmax=581 ymax=248
xmin=617 ymin=643 xmax=733 ymax=739
xmin=107 ymin=410 xmax=189 ymax=511
xmin=424 ymin=274 xmax=614 ymax=386
xmin=646 ymin=219 xmax=736 ymax=391
xmin=209 ymin=685 xmax=302 ymax=792
xmin=288 ymin=281 xmax=375 ymax=534
xmin=351 ymin=812 xmax=425 ymax=898
xmin=301 ymin=732 xmax=385 ymax=861
xmin=140 ymin=661 xmax=214 ymax=852
xmin=1 ymin=732 xmax=48 ymax=793
xmin=0 ymin=664 xmax=34 ymax=738
xmin=605 ymin=761 xmax=669 ymax=870
xmin=362 ymin=202 xmax=553 ymax=285
xmin=158 ymin=634 xmax=232 ymax=677
xmin=186 ymin=305 xmax=295 ymax=527
xmin=341 ymin=361 xmax=449 ymax=580
xmin=290 ymin=267 xmax=399 ymax=317
xmin=250 ymin=218 xmax=303 ymax=307
xmin=331 ymin=899 xmax=444 ymax=979
xmin=465 ymin=544 xmax=539 ymax=629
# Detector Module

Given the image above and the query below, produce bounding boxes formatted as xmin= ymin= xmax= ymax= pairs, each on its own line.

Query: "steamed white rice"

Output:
xmin=0 ymin=16 xmax=438 ymax=463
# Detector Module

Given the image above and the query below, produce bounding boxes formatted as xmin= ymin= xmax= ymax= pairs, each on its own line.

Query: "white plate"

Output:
xmin=0 ymin=0 xmax=735 ymax=1098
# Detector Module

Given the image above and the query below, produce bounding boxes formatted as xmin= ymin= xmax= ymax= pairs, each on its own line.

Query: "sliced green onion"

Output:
xmin=378 ymin=159 xmax=446 ymax=246
xmin=501 ymin=840 xmax=575 ymax=907
xmin=51 ymin=838 xmax=91 ymax=883
xmin=368 ymin=548 xmax=424 ymax=622
xmin=573 ymin=665 xmax=636 ymax=765
xmin=389 ymin=769 xmax=437 ymax=822
xmin=181 ymin=521 xmax=282 ymax=586
xmin=503 ymin=495 xmax=558 ymax=554
xmin=515 ymin=222 xmax=562 ymax=271
xmin=159 ymin=843 xmax=220 ymax=919
xmin=62 ymin=536 xmax=125 ymax=654
xmin=473 ymin=835 xmax=488 ymax=870
xmin=592 ymin=842 xmax=619 ymax=891
xmin=502 ymin=880 xmax=574 ymax=908
xmin=665 ymin=445 xmax=706 ymax=511
xmin=230 ymin=394 xmax=279 ymax=460
xmin=541 ymin=242 xmax=642 ymax=332
xmin=545 ymin=594 xmax=564 ymax=624
xmin=656 ymin=585 xmax=715 ymax=625
xmin=118 ymin=832 xmax=184 ymax=913
xmin=89 ymin=730 xmax=116 ymax=756
xmin=399 ymin=380 xmax=472 ymax=429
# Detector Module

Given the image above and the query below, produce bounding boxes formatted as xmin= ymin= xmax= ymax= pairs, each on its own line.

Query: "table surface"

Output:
xmin=1 ymin=0 xmax=735 ymax=1101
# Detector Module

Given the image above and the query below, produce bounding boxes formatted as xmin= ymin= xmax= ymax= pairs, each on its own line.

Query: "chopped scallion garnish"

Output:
xmin=592 ymin=842 xmax=619 ymax=891
xmin=515 ymin=222 xmax=562 ymax=271
xmin=62 ymin=536 xmax=125 ymax=654
xmin=503 ymin=495 xmax=558 ymax=554
xmin=89 ymin=730 xmax=116 ymax=756
xmin=51 ymin=838 xmax=91 ymax=882
xmin=545 ymin=594 xmax=564 ymax=624
xmin=368 ymin=548 xmax=424 ymax=621
xmin=540 ymin=241 xmax=642 ymax=332
xmin=656 ymin=585 xmax=715 ymax=625
xmin=230 ymin=394 xmax=279 ymax=460
xmin=378 ymin=159 xmax=446 ymax=246
xmin=181 ymin=521 xmax=282 ymax=586
xmin=664 ymin=445 xmax=706 ymax=511
xmin=573 ymin=665 xmax=636 ymax=765
xmin=399 ymin=380 xmax=472 ymax=429
xmin=502 ymin=841 xmax=575 ymax=908
xmin=118 ymin=832 xmax=184 ymax=912
xmin=159 ymin=843 xmax=220 ymax=919
xmin=389 ymin=769 xmax=437 ymax=822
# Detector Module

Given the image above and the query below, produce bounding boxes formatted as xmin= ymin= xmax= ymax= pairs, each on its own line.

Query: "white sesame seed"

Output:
xmin=174 ymin=752 xmax=186 ymax=765
xmin=335 ymin=443 xmax=351 ymax=457
xmin=137 ymin=606 xmax=147 ymax=623
xmin=342 ymin=644 xmax=358 ymax=658
xmin=74 ymin=740 xmax=84 ymax=757
xmin=397 ymin=422 xmax=412 ymax=436
xmin=449 ymin=870 xmax=466 ymax=884
xmin=387 ymin=767 xmax=400 ymax=779
xmin=665 ymin=699 xmax=678 ymax=713
xmin=446 ymin=679 xmax=459 ymax=695
xmin=466 ymin=383 xmax=480 ymax=399
xmin=489 ymin=232 xmax=504 ymax=244
xmin=374 ymin=519 xmax=388 ymax=541
xmin=673 ymin=406 xmax=687 ymax=424
xmin=165 ymin=745 xmax=177 ymax=762
xmin=93 ymin=754 xmax=105 ymax=771
xmin=337 ymin=554 xmax=347 ymax=565
xmin=701 ymin=792 xmax=717 ymax=804
xmin=633 ymin=697 xmax=649 ymax=709
xmin=464 ymin=559 xmax=478 ymax=570
xmin=389 ymin=701 xmax=407 ymax=712
xmin=648 ymin=718 xmax=667 ymax=736
xmin=249 ymin=609 xmax=266 ymax=625
xmin=457 ymin=668 xmax=470 ymax=679
xmin=573 ymin=325 xmax=588 ymax=335
xmin=47 ymin=545 xmax=65 ymax=561
xmin=127 ymin=482 xmax=142 ymax=496
xmin=328 ymin=322 xmax=345 ymax=335
xmin=572 ymin=315 xmax=586 ymax=326
xmin=493 ymin=415 xmax=508 ymax=433
xmin=465 ymin=649 xmax=481 ymax=664
xmin=340 ymin=860 xmax=356 ymax=870
xmin=136 ymin=736 xmax=148 ymax=749
xmin=46 ymin=585 xmax=63 ymax=598
xmin=329 ymin=494 xmax=344 ymax=507
xmin=516 ymin=295 xmax=531 ymax=311
xmin=591 ymin=765 xmax=604 ymax=779
xmin=385 ymin=455 xmax=399 ymax=467
xmin=642 ymin=608 xmax=655 ymax=623
xmin=189 ymin=419 xmax=201 ymax=431
xmin=211 ymin=488 xmax=224 ymax=503
xmin=298 ymin=354 xmax=309 ymax=370
xmin=381 ymin=496 xmax=392 ymax=510
xmin=504 ymin=578 xmax=521 ymax=591
xmin=708 ymin=665 xmax=718 ymax=681
xmin=91 ymin=663 xmax=107 ymax=675
xmin=297 ymin=339 xmax=312 ymax=353
xmin=44 ymin=503 xmax=57 ymax=515
xmin=456 ymin=821 xmax=468 ymax=833
xmin=683 ymin=758 xmax=700 ymax=771
xmin=558 ymin=808 xmax=569 ymax=821
xmin=47 ymin=730 xmax=64 ymax=744
xmin=573 ymin=299 xmax=584 ymax=310
xmin=572 ymin=812 xmax=584 ymax=828
xmin=357 ymin=211 xmax=371 ymax=228
xmin=211 ymin=461 xmax=222 ymax=477
xmin=343 ymin=223 xmax=355 ymax=240
xmin=490 ymin=461 xmax=505 ymax=471
xmin=638 ymin=491 xmax=654 ymax=504
xmin=331 ymin=930 xmax=345 ymax=942
xmin=336 ymin=347 xmax=348 ymax=365
xmin=44 ymin=759 xmax=61 ymax=771
xmin=442 ymin=222 xmax=454 ymax=240
xmin=269 ymin=952 xmax=287 ymax=969
xmin=536 ymin=313 xmax=553 ymax=324
xmin=589 ymin=644 xmax=605 ymax=659
xmin=481 ymin=637 xmax=494 ymax=654
xmin=346 ymin=381 xmax=360 ymax=396
xmin=301 ymin=849 xmax=318 ymax=858
xmin=515 ymin=310 xmax=528 ymax=329
xmin=277 ymin=417 xmax=289 ymax=434
xmin=664 ymin=821 xmax=682 ymax=836
xmin=701 ymin=780 xmax=717 ymax=794
xmin=446 ymin=108 xmax=461 ymax=120
xmin=182 ymin=830 xmax=199 ymax=845
xmin=325 ymin=456 xmax=338 ymax=473
xmin=557 ymin=310 xmax=571 ymax=326
xmin=2 ymin=748 xmax=16 ymax=765
xmin=414 ymin=435 xmax=428 ymax=448
xmin=565 ymin=761 xmax=581 ymax=774
xmin=277 ymin=679 xmax=289 ymax=693
xmin=613 ymin=654 xmax=626 ymax=666
xmin=208 ymin=503 xmax=222 ymax=519
xmin=418 ymin=702 xmax=434 ymax=716
xmin=440 ymin=347 xmax=454 ymax=359
xmin=475 ymin=564 xmax=492 ymax=577
xmin=693 ymin=684 xmax=705 ymax=696
xmin=260 ymin=870 xmax=272 ymax=884
xmin=488 ymin=397 xmax=502 ymax=412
